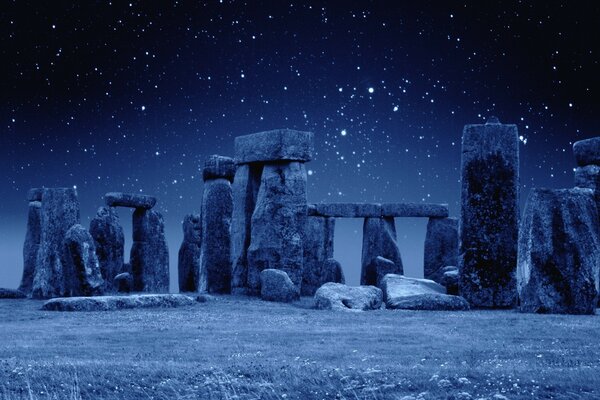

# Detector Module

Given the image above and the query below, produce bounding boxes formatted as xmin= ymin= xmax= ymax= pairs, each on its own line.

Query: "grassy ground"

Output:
xmin=0 ymin=296 xmax=599 ymax=400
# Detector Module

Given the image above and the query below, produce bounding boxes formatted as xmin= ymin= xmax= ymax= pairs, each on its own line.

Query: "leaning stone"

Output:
xmin=19 ymin=201 xmax=41 ymax=295
xmin=26 ymin=188 xmax=43 ymax=202
xmin=518 ymin=188 xmax=600 ymax=314
xmin=460 ymin=118 xmax=519 ymax=308
xmin=314 ymin=282 xmax=382 ymax=311
xmin=361 ymin=217 xmax=403 ymax=285
xmin=42 ymin=294 xmax=195 ymax=312
xmin=203 ymin=155 xmax=236 ymax=182
xmin=302 ymin=216 xmax=336 ymax=295
xmin=114 ymin=272 xmax=133 ymax=293
xmin=130 ymin=209 xmax=169 ymax=293
xmin=32 ymin=188 xmax=80 ymax=299
xmin=424 ymin=217 xmax=458 ymax=283
xmin=247 ymin=162 xmax=307 ymax=294
xmin=440 ymin=267 xmax=459 ymax=295
xmin=178 ymin=214 xmax=202 ymax=292
xmin=381 ymin=274 xmax=469 ymax=311
xmin=380 ymin=203 xmax=449 ymax=218
xmin=573 ymin=137 xmax=600 ymax=167
xmin=63 ymin=224 xmax=104 ymax=297
xmin=235 ymin=129 xmax=314 ymax=164
xmin=90 ymin=207 xmax=124 ymax=293
xmin=363 ymin=256 xmax=400 ymax=289
xmin=104 ymin=192 xmax=157 ymax=209
xmin=260 ymin=269 xmax=300 ymax=303
xmin=0 ymin=288 xmax=27 ymax=299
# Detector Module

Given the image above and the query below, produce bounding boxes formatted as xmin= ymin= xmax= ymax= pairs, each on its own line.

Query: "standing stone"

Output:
xmin=302 ymin=216 xmax=336 ymax=295
xmin=63 ymin=224 xmax=104 ymax=297
xmin=361 ymin=217 xmax=403 ymax=286
xmin=200 ymin=156 xmax=234 ymax=294
xmin=459 ymin=118 xmax=519 ymax=308
xmin=424 ymin=217 xmax=459 ymax=283
xmin=19 ymin=200 xmax=41 ymax=295
xmin=518 ymin=188 xmax=600 ymax=314
xmin=130 ymin=209 xmax=169 ymax=293
xmin=32 ymin=188 xmax=80 ymax=299
xmin=178 ymin=213 xmax=202 ymax=292
xmin=90 ymin=207 xmax=124 ymax=292
xmin=247 ymin=162 xmax=308 ymax=294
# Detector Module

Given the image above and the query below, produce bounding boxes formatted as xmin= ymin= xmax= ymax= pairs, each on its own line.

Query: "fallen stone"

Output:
xmin=440 ymin=267 xmax=459 ymax=295
xmin=314 ymin=282 xmax=382 ymax=311
xmin=104 ymin=192 xmax=157 ymax=209
xmin=203 ymin=155 xmax=236 ymax=182
xmin=178 ymin=213 xmax=202 ymax=292
xmin=90 ymin=207 xmax=124 ymax=292
xmin=302 ymin=216 xmax=336 ymax=295
xmin=361 ymin=217 xmax=403 ymax=285
xmin=307 ymin=202 xmax=449 ymax=218
xmin=63 ymin=224 xmax=104 ymax=297
xmin=518 ymin=188 xmax=600 ymax=314
xmin=114 ymin=272 xmax=132 ymax=293
xmin=26 ymin=188 xmax=43 ymax=202
xmin=130 ymin=209 xmax=169 ymax=293
xmin=235 ymin=129 xmax=314 ymax=164
xmin=19 ymin=200 xmax=41 ymax=295
xmin=424 ymin=217 xmax=458 ymax=283
xmin=363 ymin=256 xmax=400 ymax=288
xmin=0 ymin=288 xmax=27 ymax=299
xmin=460 ymin=118 xmax=519 ymax=308
xmin=381 ymin=274 xmax=469 ymax=311
xmin=42 ymin=294 xmax=195 ymax=312
xmin=573 ymin=137 xmax=600 ymax=167
xmin=260 ymin=269 xmax=300 ymax=302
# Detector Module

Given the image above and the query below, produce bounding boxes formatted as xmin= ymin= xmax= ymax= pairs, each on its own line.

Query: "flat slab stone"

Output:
xmin=105 ymin=192 xmax=156 ymax=209
xmin=314 ymin=282 xmax=382 ymax=311
xmin=307 ymin=203 xmax=449 ymax=218
xmin=42 ymin=294 xmax=195 ymax=311
xmin=573 ymin=137 xmax=600 ymax=167
xmin=235 ymin=129 xmax=314 ymax=164
xmin=381 ymin=274 xmax=469 ymax=311
xmin=203 ymin=155 xmax=236 ymax=182
xmin=0 ymin=288 xmax=27 ymax=299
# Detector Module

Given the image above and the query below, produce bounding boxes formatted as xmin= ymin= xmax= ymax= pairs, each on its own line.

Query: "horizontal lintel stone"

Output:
xmin=234 ymin=129 xmax=314 ymax=164
xmin=105 ymin=192 xmax=157 ymax=209
xmin=308 ymin=202 xmax=449 ymax=218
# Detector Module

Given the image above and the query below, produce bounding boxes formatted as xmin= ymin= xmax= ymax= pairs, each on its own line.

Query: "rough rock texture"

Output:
xmin=307 ymin=203 xmax=449 ymax=218
xmin=518 ymin=188 xmax=600 ymax=314
xmin=247 ymin=162 xmax=308 ymax=294
xmin=235 ymin=129 xmax=314 ymax=164
xmin=19 ymin=200 xmax=41 ymax=295
xmin=27 ymin=188 xmax=43 ymax=202
xmin=380 ymin=203 xmax=449 ymax=218
xmin=104 ymin=192 xmax=156 ymax=209
xmin=63 ymin=224 xmax=104 ymax=297
xmin=42 ymin=294 xmax=195 ymax=312
xmin=424 ymin=217 xmax=459 ymax=282
xmin=363 ymin=256 xmax=399 ymax=289
xmin=573 ymin=137 xmax=600 ymax=167
xmin=361 ymin=217 xmax=403 ymax=285
xmin=302 ymin=216 xmax=336 ymax=295
xmin=460 ymin=118 xmax=519 ymax=308
xmin=32 ymin=188 xmax=80 ymax=299
xmin=200 ymin=179 xmax=233 ymax=293
xmin=0 ymin=288 xmax=27 ymax=299
xmin=440 ymin=266 xmax=459 ymax=295
xmin=260 ymin=269 xmax=300 ymax=302
xmin=178 ymin=213 xmax=202 ymax=292
xmin=130 ymin=209 xmax=169 ymax=293
xmin=381 ymin=274 xmax=469 ymax=311
xmin=314 ymin=282 xmax=382 ymax=311
xmin=89 ymin=207 xmax=124 ymax=292
xmin=203 ymin=155 xmax=236 ymax=182
xmin=114 ymin=272 xmax=132 ymax=293
xmin=231 ymin=164 xmax=264 ymax=294
xmin=575 ymin=165 xmax=600 ymax=214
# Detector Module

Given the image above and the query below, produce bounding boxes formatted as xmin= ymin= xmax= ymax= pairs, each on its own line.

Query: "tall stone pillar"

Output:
xmin=130 ymin=208 xmax=169 ymax=293
xmin=459 ymin=117 xmax=519 ymax=308
xmin=361 ymin=217 xmax=403 ymax=286
xmin=302 ymin=216 xmax=336 ymax=295
xmin=90 ymin=206 xmax=125 ymax=292
xmin=178 ymin=213 xmax=202 ymax=292
xmin=19 ymin=189 xmax=43 ymax=295
xmin=424 ymin=217 xmax=458 ymax=283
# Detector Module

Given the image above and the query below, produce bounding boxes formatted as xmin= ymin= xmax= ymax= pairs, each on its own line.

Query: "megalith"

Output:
xmin=178 ymin=213 xmax=202 ymax=292
xmin=90 ymin=206 xmax=124 ymax=292
xmin=63 ymin=224 xmax=104 ymax=297
xmin=459 ymin=117 xmax=519 ymax=308
xmin=19 ymin=193 xmax=42 ymax=295
xmin=130 ymin=209 xmax=169 ymax=293
xmin=302 ymin=216 xmax=336 ymax=295
xmin=573 ymin=138 xmax=600 ymax=218
xmin=424 ymin=217 xmax=458 ymax=283
xmin=361 ymin=217 xmax=403 ymax=286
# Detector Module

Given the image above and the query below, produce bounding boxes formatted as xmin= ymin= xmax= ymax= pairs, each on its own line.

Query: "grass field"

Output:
xmin=1 ymin=296 xmax=599 ymax=400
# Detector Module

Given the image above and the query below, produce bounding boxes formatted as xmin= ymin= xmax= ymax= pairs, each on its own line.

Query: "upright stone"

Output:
xmin=302 ymin=216 xmax=336 ymax=295
xmin=130 ymin=209 xmax=169 ymax=293
xmin=178 ymin=213 xmax=202 ymax=292
xmin=32 ymin=188 xmax=80 ymax=299
xmin=518 ymin=188 xmax=600 ymax=314
xmin=200 ymin=155 xmax=234 ymax=293
xmin=63 ymin=224 xmax=104 ymax=297
xmin=459 ymin=117 xmax=519 ymax=308
xmin=361 ymin=217 xmax=403 ymax=286
xmin=247 ymin=162 xmax=308 ymax=293
xmin=19 ymin=200 xmax=41 ymax=295
xmin=90 ymin=207 xmax=124 ymax=292
xmin=424 ymin=217 xmax=459 ymax=283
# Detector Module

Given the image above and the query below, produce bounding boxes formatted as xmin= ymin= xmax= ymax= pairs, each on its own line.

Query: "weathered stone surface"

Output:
xmin=235 ymin=129 xmax=314 ymax=164
xmin=307 ymin=202 xmax=449 ymax=218
xmin=203 ymin=155 xmax=236 ymax=182
xmin=302 ymin=216 xmax=336 ymax=295
xmin=363 ymin=256 xmax=400 ymax=289
xmin=361 ymin=217 xmax=403 ymax=285
xmin=19 ymin=201 xmax=41 ymax=295
xmin=573 ymin=137 xmax=600 ymax=167
xmin=105 ymin=192 xmax=156 ymax=209
xmin=90 ymin=207 xmax=124 ymax=292
xmin=114 ymin=272 xmax=132 ymax=293
xmin=314 ymin=282 xmax=382 ymax=311
xmin=518 ymin=188 xmax=600 ymax=314
xmin=130 ymin=209 xmax=169 ymax=293
xmin=575 ymin=165 xmax=600 ymax=211
xmin=260 ymin=269 xmax=300 ymax=302
xmin=247 ymin=162 xmax=307 ymax=294
xmin=231 ymin=164 xmax=264 ymax=294
xmin=26 ymin=188 xmax=43 ymax=202
xmin=424 ymin=217 xmax=459 ymax=283
xmin=42 ymin=294 xmax=195 ymax=312
xmin=0 ymin=288 xmax=27 ymax=299
xmin=32 ymin=188 xmax=80 ymax=299
xmin=381 ymin=274 xmax=469 ymax=311
xmin=200 ymin=179 xmax=233 ymax=294
xmin=196 ymin=293 xmax=216 ymax=303
xmin=63 ymin=224 xmax=104 ymax=297
xmin=178 ymin=214 xmax=202 ymax=292
xmin=380 ymin=203 xmax=449 ymax=218
xmin=440 ymin=266 xmax=459 ymax=295
xmin=460 ymin=118 xmax=519 ymax=308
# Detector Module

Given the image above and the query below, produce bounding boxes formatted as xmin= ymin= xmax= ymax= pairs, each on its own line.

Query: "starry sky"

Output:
xmin=1 ymin=1 xmax=599 ymax=290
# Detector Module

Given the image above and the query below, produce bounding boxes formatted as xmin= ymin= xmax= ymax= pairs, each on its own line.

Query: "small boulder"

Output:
xmin=440 ymin=266 xmax=459 ymax=295
xmin=382 ymin=274 xmax=469 ymax=311
xmin=0 ymin=288 xmax=27 ymax=299
xmin=314 ymin=282 xmax=382 ymax=311
xmin=260 ymin=269 xmax=300 ymax=303
xmin=114 ymin=272 xmax=133 ymax=293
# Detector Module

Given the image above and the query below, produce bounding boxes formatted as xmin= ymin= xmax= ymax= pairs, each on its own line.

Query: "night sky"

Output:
xmin=1 ymin=1 xmax=599 ymax=290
